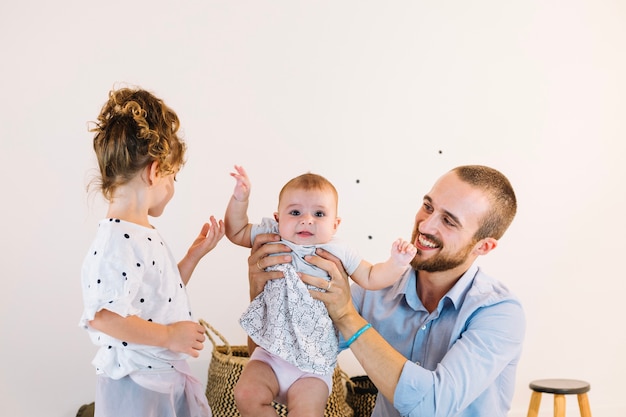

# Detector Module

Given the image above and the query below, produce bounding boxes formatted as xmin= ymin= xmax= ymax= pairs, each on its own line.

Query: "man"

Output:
xmin=249 ymin=165 xmax=525 ymax=416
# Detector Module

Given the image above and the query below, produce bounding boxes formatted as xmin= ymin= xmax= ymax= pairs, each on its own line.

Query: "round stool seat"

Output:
xmin=529 ymin=379 xmax=590 ymax=395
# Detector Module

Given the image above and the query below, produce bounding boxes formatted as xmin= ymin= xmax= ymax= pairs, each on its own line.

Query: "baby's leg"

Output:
xmin=286 ymin=377 xmax=330 ymax=417
xmin=234 ymin=360 xmax=279 ymax=417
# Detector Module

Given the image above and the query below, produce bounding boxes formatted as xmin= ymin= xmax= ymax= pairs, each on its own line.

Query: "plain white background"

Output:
xmin=1 ymin=1 xmax=624 ymax=416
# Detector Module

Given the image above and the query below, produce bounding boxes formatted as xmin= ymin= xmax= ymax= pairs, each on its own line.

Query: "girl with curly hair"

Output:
xmin=79 ymin=87 xmax=224 ymax=417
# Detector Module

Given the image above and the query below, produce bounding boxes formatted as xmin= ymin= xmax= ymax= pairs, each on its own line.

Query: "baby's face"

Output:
xmin=274 ymin=187 xmax=340 ymax=246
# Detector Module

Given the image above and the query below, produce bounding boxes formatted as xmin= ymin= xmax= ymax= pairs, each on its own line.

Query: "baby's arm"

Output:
xmin=225 ymin=165 xmax=254 ymax=248
xmin=350 ymin=238 xmax=417 ymax=290
xmin=178 ymin=215 xmax=225 ymax=285
xmin=89 ymin=309 xmax=206 ymax=357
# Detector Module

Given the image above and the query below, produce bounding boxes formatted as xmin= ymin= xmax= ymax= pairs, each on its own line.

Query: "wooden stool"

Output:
xmin=526 ymin=379 xmax=592 ymax=417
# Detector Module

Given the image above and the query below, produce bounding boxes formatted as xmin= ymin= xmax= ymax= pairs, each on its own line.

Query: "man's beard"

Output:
xmin=410 ymin=230 xmax=477 ymax=273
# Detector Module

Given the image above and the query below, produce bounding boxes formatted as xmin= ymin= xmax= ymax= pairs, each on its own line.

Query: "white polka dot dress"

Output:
xmin=79 ymin=218 xmax=194 ymax=378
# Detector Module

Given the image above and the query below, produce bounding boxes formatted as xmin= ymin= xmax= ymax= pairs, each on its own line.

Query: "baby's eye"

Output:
xmin=314 ymin=211 xmax=325 ymax=218
xmin=289 ymin=210 xmax=301 ymax=216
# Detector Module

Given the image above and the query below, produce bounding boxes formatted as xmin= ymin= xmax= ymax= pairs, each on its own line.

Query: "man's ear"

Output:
xmin=474 ymin=237 xmax=498 ymax=256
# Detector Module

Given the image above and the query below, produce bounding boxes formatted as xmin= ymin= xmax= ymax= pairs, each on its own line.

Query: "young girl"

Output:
xmin=79 ymin=87 xmax=225 ymax=417
xmin=225 ymin=165 xmax=416 ymax=417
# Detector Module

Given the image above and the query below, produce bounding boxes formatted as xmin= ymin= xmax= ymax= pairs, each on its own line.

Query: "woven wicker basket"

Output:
xmin=200 ymin=319 xmax=354 ymax=417
xmin=346 ymin=375 xmax=378 ymax=417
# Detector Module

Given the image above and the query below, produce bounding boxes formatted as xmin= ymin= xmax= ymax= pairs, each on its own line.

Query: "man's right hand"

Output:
xmin=247 ymin=233 xmax=292 ymax=300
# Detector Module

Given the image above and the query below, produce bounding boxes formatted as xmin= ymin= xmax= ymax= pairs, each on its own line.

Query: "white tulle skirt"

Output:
xmin=94 ymin=361 xmax=211 ymax=417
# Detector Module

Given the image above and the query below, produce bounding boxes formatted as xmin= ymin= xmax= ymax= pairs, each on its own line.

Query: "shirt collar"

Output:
xmin=445 ymin=263 xmax=479 ymax=309
xmin=395 ymin=263 xmax=479 ymax=311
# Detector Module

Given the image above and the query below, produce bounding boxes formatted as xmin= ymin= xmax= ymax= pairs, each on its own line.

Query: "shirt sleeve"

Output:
xmin=250 ymin=217 xmax=279 ymax=244
xmin=80 ymin=237 xmax=144 ymax=324
xmin=323 ymin=239 xmax=362 ymax=276
xmin=393 ymin=298 xmax=526 ymax=417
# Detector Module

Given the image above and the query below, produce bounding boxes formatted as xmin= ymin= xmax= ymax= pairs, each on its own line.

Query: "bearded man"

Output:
xmin=250 ymin=165 xmax=524 ymax=417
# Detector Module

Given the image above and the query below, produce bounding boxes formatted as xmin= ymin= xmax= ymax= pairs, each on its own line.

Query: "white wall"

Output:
xmin=1 ymin=1 xmax=624 ymax=416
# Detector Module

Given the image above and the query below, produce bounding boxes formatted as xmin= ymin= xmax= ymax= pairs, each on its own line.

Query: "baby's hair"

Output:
xmin=278 ymin=173 xmax=339 ymax=208
xmin=88 ymin=87 xmax=186 ymax=200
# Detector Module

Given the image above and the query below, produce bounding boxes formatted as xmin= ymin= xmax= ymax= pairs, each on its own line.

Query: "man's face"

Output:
xmin=410 ymin=171 xmax=491 ymax=273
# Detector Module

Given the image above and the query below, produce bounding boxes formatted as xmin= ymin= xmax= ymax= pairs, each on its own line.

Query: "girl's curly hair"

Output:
xmin=89 ymin=87 xmax=186 ymax=200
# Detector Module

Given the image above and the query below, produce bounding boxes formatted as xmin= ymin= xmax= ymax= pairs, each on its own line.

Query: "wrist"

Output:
xmin=339 ymin=322 xmax=372 ymax=349
xmin=389 ymin=256 xmax=408 ymax=269
xmin=180 ymin=252 xmax=200 ymax=275
xmin=336 ymin=310 xmax=368 ymax=341
xmin=232 ymin=194 xmax=248 ymax=203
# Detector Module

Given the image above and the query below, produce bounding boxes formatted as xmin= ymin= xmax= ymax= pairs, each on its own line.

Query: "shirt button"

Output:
xmin=421 ymin=325 xmax=426 ymax=330
xmin=415 ymin=361 xmax=421 ymax=366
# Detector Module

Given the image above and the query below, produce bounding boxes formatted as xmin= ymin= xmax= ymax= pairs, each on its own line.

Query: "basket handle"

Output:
xmin=199 ymin=318 xmax=232 ymax=355
xmin=338 ymin=368 xmax=351 ymax=385
xmin=342 ymin=369 xmax=357 ymax=390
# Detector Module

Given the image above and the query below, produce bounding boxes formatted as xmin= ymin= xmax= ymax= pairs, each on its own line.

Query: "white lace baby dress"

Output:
xmin=240 ymin=218 xmax=361 ymax=375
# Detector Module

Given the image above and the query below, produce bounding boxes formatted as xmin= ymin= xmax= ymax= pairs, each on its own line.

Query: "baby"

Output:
xmin=225 ymin=165 xmax=416 ymax=417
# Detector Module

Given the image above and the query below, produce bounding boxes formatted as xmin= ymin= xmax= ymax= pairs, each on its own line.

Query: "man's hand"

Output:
xmin=302 ymin=247 xmax=357 ymax=324
xmin=247 ymin=233 xmax=292 ymax=300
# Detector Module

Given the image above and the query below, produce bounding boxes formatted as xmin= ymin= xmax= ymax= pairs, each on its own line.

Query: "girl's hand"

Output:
xmin=179 ymin=216 xmax=225 ymax=284
xmin=89 ymin=311 xmax=206 ymax=357
xmin=166 ymin=321 xmax=206 ymax=357
xmin=187 ymin=216 xmax=226 ymax=260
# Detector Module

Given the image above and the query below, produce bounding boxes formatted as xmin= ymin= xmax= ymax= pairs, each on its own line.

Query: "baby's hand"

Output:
xmin=230 ymin=165 xmax=251 ymax=202
xmin=391 ymin=238 xmax=417 ymax=266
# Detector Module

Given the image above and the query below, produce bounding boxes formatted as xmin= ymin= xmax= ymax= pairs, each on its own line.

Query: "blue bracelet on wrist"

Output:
xmin=339 ymin=323 xmax=372 ymax=349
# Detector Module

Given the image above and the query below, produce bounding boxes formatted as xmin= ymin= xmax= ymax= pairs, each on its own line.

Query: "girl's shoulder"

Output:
xmin=92 ymin=218 xmax=162 ymax=256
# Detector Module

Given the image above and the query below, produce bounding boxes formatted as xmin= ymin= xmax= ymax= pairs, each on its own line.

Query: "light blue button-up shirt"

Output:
xmin=350 ymin=264 xmax=525 ymax=417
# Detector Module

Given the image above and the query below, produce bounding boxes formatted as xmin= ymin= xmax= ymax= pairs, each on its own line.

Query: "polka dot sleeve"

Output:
xmin=80 ymin=222 xmax=144 ymax=323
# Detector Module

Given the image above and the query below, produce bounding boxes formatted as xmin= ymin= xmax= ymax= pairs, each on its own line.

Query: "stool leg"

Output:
xmin=577 ymin=393 xmax=592 ymax=417
xmin=526 ymin=391 xmax=542 ymax=417
xmin=554 ymin=394 xmax=565 ymax=417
